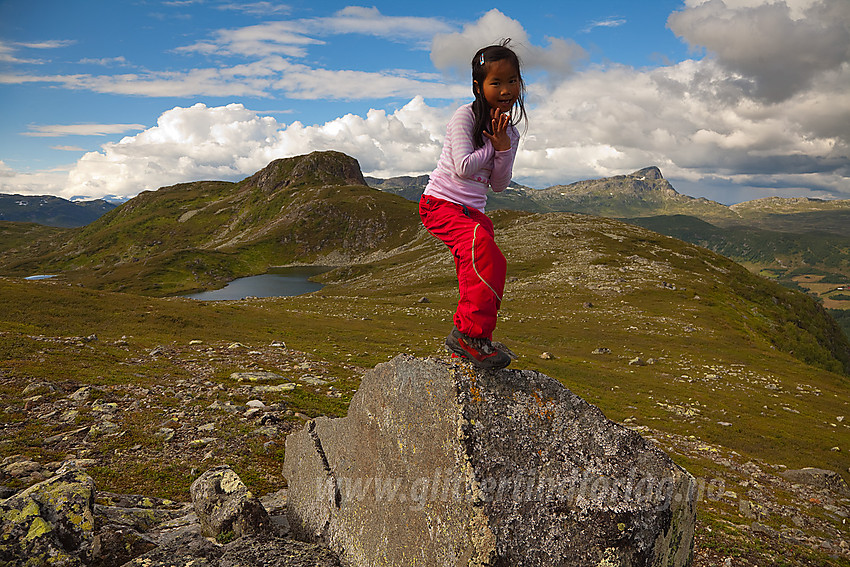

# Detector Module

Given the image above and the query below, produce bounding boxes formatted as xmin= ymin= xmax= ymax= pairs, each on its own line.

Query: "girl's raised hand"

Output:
xmin=484 ymin=108 xmax=511 ymax=152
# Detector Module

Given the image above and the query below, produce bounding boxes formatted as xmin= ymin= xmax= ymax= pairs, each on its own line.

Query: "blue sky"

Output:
xmin=1 ymin=0 xmax=848 ymax=204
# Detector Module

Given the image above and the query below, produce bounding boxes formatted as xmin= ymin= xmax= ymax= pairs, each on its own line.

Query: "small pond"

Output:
xmin=184 ymin=266 xmax=331 ymax=301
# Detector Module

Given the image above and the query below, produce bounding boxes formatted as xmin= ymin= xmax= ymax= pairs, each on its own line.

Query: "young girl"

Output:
xmin=419 ymin=41 xmax=526 ymax=370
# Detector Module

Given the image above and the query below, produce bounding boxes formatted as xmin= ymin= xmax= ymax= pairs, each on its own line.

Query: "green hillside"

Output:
xmin=0 ymin=152 xmax=420 ymax=296
xmin=2 ymin=206 xmax=849 ymax=564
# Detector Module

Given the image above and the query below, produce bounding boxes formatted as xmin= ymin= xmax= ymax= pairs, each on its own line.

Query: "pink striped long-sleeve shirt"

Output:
xmin=423 ymin=103 xmax=520 ymax=212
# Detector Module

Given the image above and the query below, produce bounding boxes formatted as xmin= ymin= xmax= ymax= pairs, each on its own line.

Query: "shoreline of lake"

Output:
xmin=183 ymin=266 xmax=332 ymax=301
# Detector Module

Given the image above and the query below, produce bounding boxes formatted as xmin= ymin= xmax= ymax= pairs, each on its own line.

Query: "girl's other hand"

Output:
xmin=484 ymin=108 xmax=511 ymax=152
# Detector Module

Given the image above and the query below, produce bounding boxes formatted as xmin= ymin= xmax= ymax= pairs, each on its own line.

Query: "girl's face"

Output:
xmin=478 ymin=59 xmax=520 ymax=114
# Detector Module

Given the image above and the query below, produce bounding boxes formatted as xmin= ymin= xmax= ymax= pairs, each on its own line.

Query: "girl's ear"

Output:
xmin=472 ymin=80 xmax=480 ymax=94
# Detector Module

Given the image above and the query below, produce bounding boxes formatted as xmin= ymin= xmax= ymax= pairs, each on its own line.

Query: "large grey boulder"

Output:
xmin=284 ymin=355 xmax=696 ymax=566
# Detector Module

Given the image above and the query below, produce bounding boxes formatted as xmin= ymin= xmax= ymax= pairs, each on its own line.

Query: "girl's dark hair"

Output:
xmin=471 ymin=38 xmax=527 ymax=148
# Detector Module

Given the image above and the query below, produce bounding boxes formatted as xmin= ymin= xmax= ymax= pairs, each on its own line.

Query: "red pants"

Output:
xmin=419 ymin=195 xmax=506 ymax=340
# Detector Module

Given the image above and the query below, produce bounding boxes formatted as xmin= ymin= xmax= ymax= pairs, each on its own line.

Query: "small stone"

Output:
xmin=629 ymin=357 xmax=646 ymax=366
xmin=198 ymin=423 xmax=216 ymax=432
xmin=837 ymin=416 xmax=845 ymax=422
xmin=189 ymin=340 xmax=203 ymax=345
xmin=270 ymin=341 xmax=286 ymax=348
xmin=86 ymin=420 xmax=120 ymax=440
xmin=59 ymin=409 xmax=79 ymax=423
xmin=43 ymin=426 xmax=89 ymax=445
xmin=301 ymin=376 xmax=329 ymax=386
xmin=4 ymin=460 xmax=41 ymax=478
xmin=417 ymin=296 xmax=431 ymax=304
xmin=831 ymin=446 xmax=841 ymax=452
xmin=189 ymin=438 xmax=218 ymax=448
xmin=245 ymin=408 xmax=263 ymax=419
xmin=70 ymin=386 xmax=94 ymax=402
xmin=230 ymin=371 xmax=285 ymax=382
xmin=717 ymin=422 xmax=732 ymax=427
xmin=582 ymin=302 xmax=594 ymax=308
xmin=252 ymin=383 xmax=297 ymax=393
xmin=750 ymin=522 xmax=777 ymax=537
xmin=246 ymin=400 xmax=266 ymax=408
xmin=592 ymin=347 xmax=611 ymax=355
xmin=539 ymin=352 xmax=554 ymax=360
xmin=156 ymin=428 xmax=176 ymax=442
xmin=92 ymin=401 xmax=119 ymax=413
xmin=22 ymin=383 xmax=56 ymax=396
xmin=190 ymin=466 xmax=271 ymax=539
xmin=227 ymin=343 xmax=245 ymax=350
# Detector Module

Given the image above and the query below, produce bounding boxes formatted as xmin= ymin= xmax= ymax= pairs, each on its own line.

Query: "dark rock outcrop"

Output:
xmin=781 ymin=468 xmax=850 ymax=496
xmin=284 ymin=355 xmax=696 ymax=567
xmin=0 ymin=464 xmax=96 ymax=566
xmin=1 ymin=463 xmax=340 ymax=567
xmin=247 ymin=151 xmax=366 ymax=195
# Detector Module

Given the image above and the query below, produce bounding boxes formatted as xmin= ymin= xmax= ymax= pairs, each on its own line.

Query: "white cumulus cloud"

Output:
xmin=61 ymin=99 xmax=454 ymax=199
xmin=668 ymin=0 xmax=850 ymax=102
xmin=430 ymin=9 xmax=586 ymax=76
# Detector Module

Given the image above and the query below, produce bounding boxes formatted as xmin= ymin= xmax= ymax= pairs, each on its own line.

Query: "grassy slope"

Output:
xmin=2 ymin=209 xmax=849 ymax=564
xmin=4 ymin=211 xmax=848 ymax=475
xmin=626 ymin=215 xmax=850 ymax=319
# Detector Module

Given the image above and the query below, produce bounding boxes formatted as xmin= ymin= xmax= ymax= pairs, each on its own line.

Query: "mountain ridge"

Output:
xmin=369 ymin=166 xmax=850 ymax=230
xmin=0 ymin=194 xmax=117 ymax=227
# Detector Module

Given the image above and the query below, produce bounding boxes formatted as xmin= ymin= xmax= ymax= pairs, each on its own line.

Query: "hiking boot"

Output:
xmin=445 ymin=327 xmax=511 ymax=370
xmin=491 ymin=341 xmax=517 ymax=361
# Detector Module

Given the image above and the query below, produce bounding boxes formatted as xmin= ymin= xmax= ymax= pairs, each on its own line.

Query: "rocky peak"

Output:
xmin=630 ymin=166 xmax=664 ymax=180
xmin=245 ymin=151 xmax=367 ymax=195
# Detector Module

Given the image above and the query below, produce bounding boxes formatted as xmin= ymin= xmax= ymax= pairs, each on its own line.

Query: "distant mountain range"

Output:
xmin=2 ymin=157 xmax=848 ymax=316
xmin=0 ymin=194 xmax=117 ymax=228
xmin=368 ymin=168 xmax=850 ymax=311
xmin=368 ymin=167 xmax=850 ymax=235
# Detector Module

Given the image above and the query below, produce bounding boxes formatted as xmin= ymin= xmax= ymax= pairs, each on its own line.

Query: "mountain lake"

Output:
xmin=183 ymin=266 xmax=330 ymax=301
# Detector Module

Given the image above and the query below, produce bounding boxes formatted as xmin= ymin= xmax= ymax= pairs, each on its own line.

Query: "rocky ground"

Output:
xmin=2 ymin=331 xmax=848 ymax=565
